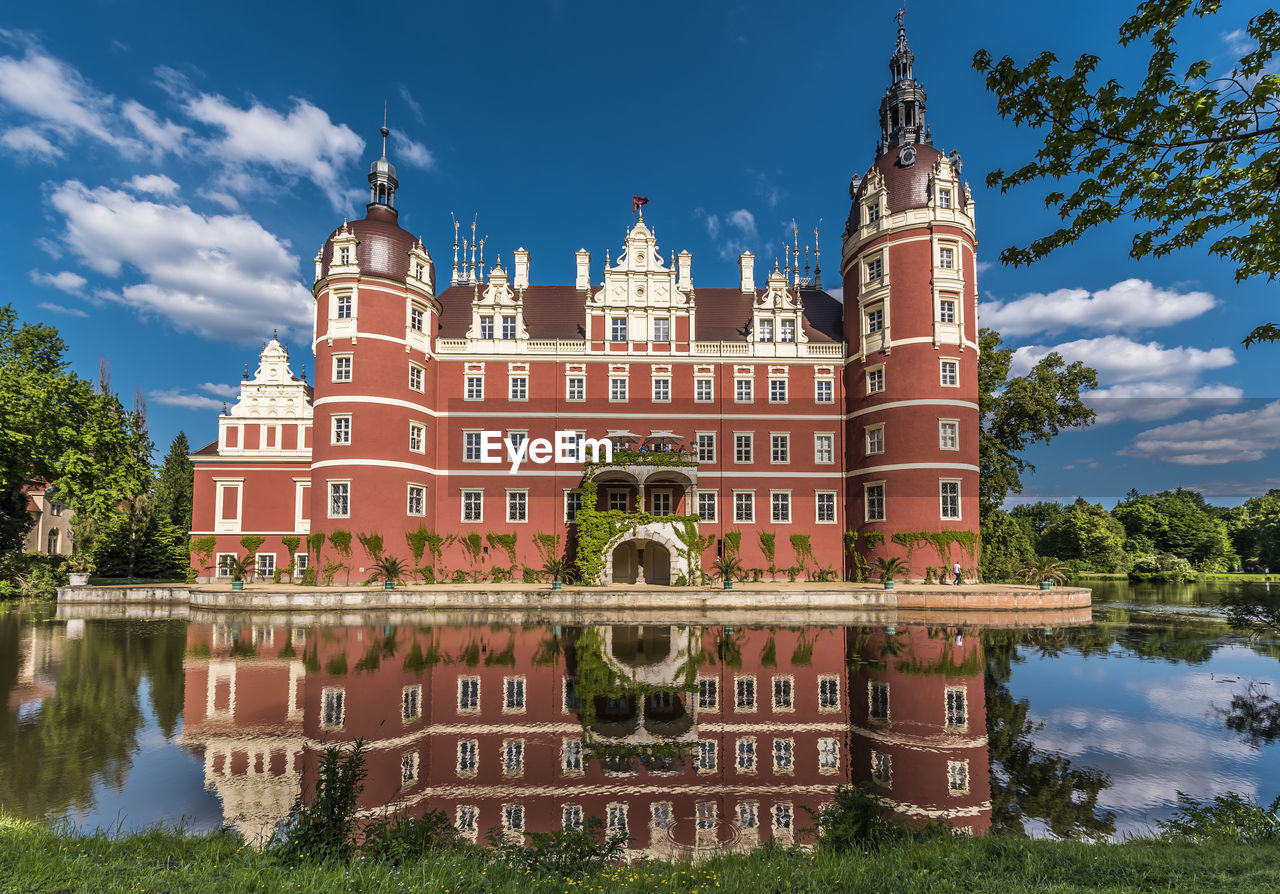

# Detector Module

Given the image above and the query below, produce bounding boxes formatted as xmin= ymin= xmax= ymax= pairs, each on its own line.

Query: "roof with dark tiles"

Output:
xmin=320 ymin=203 xmax=432 ymax=283
xmin=854 ymin=143 xmax=963 ymax=218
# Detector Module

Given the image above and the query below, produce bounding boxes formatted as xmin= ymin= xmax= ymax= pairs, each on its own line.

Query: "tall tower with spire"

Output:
xmin=840 ymin=12 xmax=980 ymax=580
xmin=369 ymin=109 xmax=398 ymax=209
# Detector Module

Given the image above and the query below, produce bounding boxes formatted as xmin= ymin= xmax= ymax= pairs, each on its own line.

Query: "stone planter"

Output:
xmin=384 ymin=580 xmax=396 ymax=590
xmin=723 ymin=579 xmax=734 ymax=590
xmin=231 ymin=580 xmax=244 ymax=590
xmin=883 ymin=579 xmax=895 ymax=590
xmin=68 ymin=572 xmax=90 ymax=587
xmin=1040 ymin=580 xmax=1053 ymax=590
xmin=552 ymin=580 xmax=562 ymax=590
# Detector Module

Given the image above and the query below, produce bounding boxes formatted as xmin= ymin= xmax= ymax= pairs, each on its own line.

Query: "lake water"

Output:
xmin=2 ymin=580 xmax=1278 ymax=852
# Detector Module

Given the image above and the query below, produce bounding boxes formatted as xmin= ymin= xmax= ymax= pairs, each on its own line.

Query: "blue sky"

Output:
xmin=1 ymin=0 xmax=1276 ymax=506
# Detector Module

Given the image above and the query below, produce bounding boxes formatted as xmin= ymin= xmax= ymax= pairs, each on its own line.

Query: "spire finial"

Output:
xmin=380 ymin=101 xmax=389 ymax=159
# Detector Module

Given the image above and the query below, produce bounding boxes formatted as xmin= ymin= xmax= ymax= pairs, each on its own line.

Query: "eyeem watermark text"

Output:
xmin=480 ymin=431 xmax=613 ymax=473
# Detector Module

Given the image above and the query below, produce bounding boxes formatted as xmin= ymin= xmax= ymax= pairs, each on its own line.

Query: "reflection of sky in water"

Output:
xmin=55 ymin=678 xmax=222 ymax=835
xmin=1007 ymin=640 xmax=1280 ymax=837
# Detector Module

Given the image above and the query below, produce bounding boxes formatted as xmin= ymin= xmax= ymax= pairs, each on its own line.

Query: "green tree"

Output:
xmin=979 ymin=329 xmax=1097 ymax=518
xmin=1113 ymin=488 xmax=1237 ymax=570
xmin=979 ymin=509 xmax=1036 ymax=582
xmin=152 ymin=432 xmax=193 ymax=531
xmin=1010 ymin=501 xmax=1069 ymax=542
xmin=1040 ymin=498 xmax=1128 ymax=572
xmin=1226 ymin=489 xmax=1280 ymax=570
xmin=973 ymin=0 xmax=1280 ymax=346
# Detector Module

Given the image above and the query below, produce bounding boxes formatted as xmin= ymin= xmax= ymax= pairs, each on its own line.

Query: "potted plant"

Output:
xmin=875 ymin=556 xmax=908 ymax=590
xmin=63 ymin=555 xmax=94 ymax=587
xmin=228 ymin=555 xmax=254 ymax=590
xmin=371 ymin=555 xmax=406 ymax=590
xmin=712 ymin=554 xmax=743 ymax=590
xmin=1021 ymin=557 xmax=1070 ymax=590
xmin=542 ymin=556 xmax=569 ymax=590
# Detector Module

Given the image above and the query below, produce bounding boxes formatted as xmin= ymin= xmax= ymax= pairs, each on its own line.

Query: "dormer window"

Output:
xmin=939 ymin=189 xmax=952 ymax=209
xmin=415 ymin=262 xmax=425 ymax=280
xmin=758 ymin=319 xmax=774 ymax=343
xmin=780 ymin=320 xmax=795 ymax=343
xmin=480 ymin=316 xmax=494 ymax=339
xmin=866 ymin=204 xmax=881 ymax=223
xmin=501 ymin=316 xmax=516 ymax=340
xmin=339 ymin=247 xmax=351 ymax=265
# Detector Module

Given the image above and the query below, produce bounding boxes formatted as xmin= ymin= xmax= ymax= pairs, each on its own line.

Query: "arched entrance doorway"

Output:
xmin=610 ymin=539 xmax=672 ymax=584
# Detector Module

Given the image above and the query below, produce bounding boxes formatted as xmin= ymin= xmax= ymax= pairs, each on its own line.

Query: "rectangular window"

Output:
xmin=563 ymin=805 xmax=583 ymax=829
xmin=504 ymin=804 xmax=525 ymax=832
xmin=758 ymin=319 xmax=774 ymax=343
xmin=610 ymin=317 xmax=627 ymax=342
xmin=607 ymin=805 xmax=627 ymax=836
xmin=695 ymin=378 xmax=713 ymax=402
xmin=294 ymin=553 xmax=309 ymax=575
xmin=946 ymin=687 xmax=968 ymax=728
xmin=698 ymin=740 xmax=717 ymax=771
xmin=867 ymin=367 xmax=885 ymax=394
xmin=464 ymin=432 xmax=482 ymax=461
xmin=816 ymin=491 xmax=836 ymax=523
xmin=608 ymin=490 xmax=629 ymax=512
xmin=773 ymin=677 xmax=793 ymax=710
xmin=939 ymin=299 xmax=957 ymax=323
xmin=815 ymin=379 xmax=833 ymax=403
xmin=941 ymin=481 xmax=961 ymax=520
xmin=508 ymin=377 xmax=528 ymax=401
xmin=565 ymin=490 xmax=581 ymax=523
xmin=409 ymin=364 xmax=424 ymax=392
xmin=407 ymin=485 xmax=425 ymax=516
xmin=410 ymin=306 xmax=425 ymax=332
xmin=501 ymin=316 xmax=516 ymax=340
xmin=866 ymin=257 xmax=883 ymax=281
xmin=507 ymin=490 xmax=528 ymax=523
xmin=696 ymin=433 xmax=715 ymax=462
xmin=563 ymin=739 xmax=583 ymax=772
xmin=939 ymin=421 xmax=959 ymax=450
xmin=866 ymin=483 xmax=885 ymax=522
xmin=736 ymin=676 xmax=757 ymax=710
xmin=609 ymin=377 xmax=628 ymax=401
xmin=770 ymin=434 xmax=789 ymax=463
xmin=865 ymin=203 xmax=881 ymax=223
xmin=409 ymin=422 xmax=424 ymax=452
xmin=653 ymin=318 xmax=670 ymax=342
xmin=566 ymin=376 xmax=584 ymax=401
xmin=698 ymin=678 xmax=718 ymax=710
xmin=462 ymin=489 xmax=483 ymax=522
xmin=819 ymin=675 xmax=840 ymax=710
xmin=504 ymin=676 xmax=526 ymax=711
xmin=480 ymin=316 xmax=494 ymax=339
xmin=651 ymin=491 xmax=672 ymax=516
xmin=563 ymin=677 xmax=581 ymax=712
xmin=735 ymin=378 xmax=753 ymax=402
xmin=652 ymin=378 xmax=670 ymax=401
xmin=941 ymin=359 xmax=959 ymax=386
xmin=652 ymin=803 xmax=673 ymax=830
xmin=402 ymin=685 xmax=421 ymax=721
xmin=819 ymin=738 xmax=839 ymax=770
xmin=456 ymin=806 xmax=478 ymax=834
xmin=734 ymin=434 xmax=753 ymax=463
xmin=216 ymin=553 xmax=235 ymax=578
xmin=736 ymin=738 xmax=756 ymax=771
xmin=734 ymin=491 xmax=754 ymax=523
xmin=769 ymin=379 xmax=787 ymax=403
xmin=939 ymin=246 xmax=955 ymax=269
xmin=865 ymin=425 xmax=884 ymax=455
xmin=697 ymin=491 xmax=717 ymax=522
xmin=465 ymin=375 xmax=484 ymax=400
xmin=503 ymin=739 xmax=524 ymax=774
xmin=771 ymin=491 xmax=790 ymax=523
xmin=256 ymin=553 xmax=275 ymax=579
xmin=322 ymin=688 xmax=344 ymax=726
xmin=939 ymin=188 xmax=952 ymax=209
xmin=332 ymin=415 xmax=351 ymax=445
xmin=773 ymin=738 xmax=794 ymax=771
xmin=738 ymin=802 xmax=759 ymax=829
xmin=948 ymin=760 xmax=969 ymax=794
xmin=872 ymin=751 xmax=892 ymax=785
xmin=336 ymin=293 xmax=352 ymax=318
xmin=815 ymin=434 xmax=834 ymax=464
xmin=329 ymin=482 xmax=350 ymax=518
xmin=780 ymin=319 xmax=796 ymax=343
xmin=866 ymin=307 xmax=884 ymax=332
xmin=333 ymin=355 xmax=352 ymax=382
xmin=459 ymin=677 xmax=479 ymax=711
xmin=869 ymin=681 xmax=890 ymax=721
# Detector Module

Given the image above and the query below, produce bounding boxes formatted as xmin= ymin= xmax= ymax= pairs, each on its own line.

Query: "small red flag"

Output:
xmin=632 ymin=196 xmax=649 ymax=212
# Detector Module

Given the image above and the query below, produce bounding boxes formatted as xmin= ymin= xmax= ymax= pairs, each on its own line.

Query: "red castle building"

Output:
xmin=190 ymin=20 xmax=979 ymax=584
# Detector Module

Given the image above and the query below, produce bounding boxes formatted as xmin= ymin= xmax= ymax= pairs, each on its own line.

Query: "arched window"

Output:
xmin=47 ymin=528 xmax=59 ymax=554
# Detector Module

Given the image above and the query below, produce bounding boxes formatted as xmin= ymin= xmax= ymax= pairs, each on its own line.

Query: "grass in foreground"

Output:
xmin=4 ymin=817 xmax=1280 ymax=894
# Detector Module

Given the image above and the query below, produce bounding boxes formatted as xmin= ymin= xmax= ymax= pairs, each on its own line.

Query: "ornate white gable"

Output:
xmin=585 ymin=216 xmax=696 ymax=345
xmin=466 ymin=261 xmax=529 ymax=343
xmin=749 ymin=264 xmax=809 ymax=356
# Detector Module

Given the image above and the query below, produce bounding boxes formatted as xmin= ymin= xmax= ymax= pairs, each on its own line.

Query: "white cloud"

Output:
xmin=198 ymin=382 xmax=239 ymax=399
xmin=1224 ymin=28 xmax=1255 ymax=57
xmin=198 ymin=188 xmax=240 ymax=211
xmin=0 ymin=33 xmax=130 ymax=148
xmin=751 ymin=170 xmax=786 ymax=210
xmin=1124 ymin=400 xmax=1280 ymax=465
xmin=981 ymin=279 xmax=1216 ymax=336
xmin=36 ymin=301 xmax=87 ymax=318
xmin=147 ymin=388 xmax=225 ymax=411
xmin=182 ymin=93 xmax=364 ymax=209
xmin=1085 ymin=383 xmax=1245 ymax=424
xmin=398 ymin=84 xmax=424 ymax=123
xmin=29 ymin=269 xmax=87 ymax=294
xmin=726 ymin=208 xmax=756 ymax=236
xmin=121 ymin=100 xmax=190 ymax=158
xmin=1 ymin=125 xmax=62 ymax=159
xmin=48 ymin=181 xmax=312 ymax=343
xmin=1184 ymin=477 xmax=1280 ymax=498
xmin=125 ymin=174 xmax=180 ymax=196
xmin=391 ymin=131 xmax=433 ymax=169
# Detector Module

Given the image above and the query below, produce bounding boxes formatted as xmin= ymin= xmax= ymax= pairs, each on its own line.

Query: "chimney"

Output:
xmin=575 ymin=249 xmax=591 ymax=291
xmin=677 ymin=250 xmax=693 ymax=292
xmin=738 ymin=252 xmax=755 ymax=293
xmin=513 ymin=247 xmax=530 ymax=290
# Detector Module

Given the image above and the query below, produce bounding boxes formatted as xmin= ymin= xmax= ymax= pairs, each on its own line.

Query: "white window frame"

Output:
xmin=407 ymin=483 xmax=425 ymax=517
xmin=321 ymin=687 xmax=345 ymax=727
xmin=458 ymin=676 xmax=480 ymax=712
xmin=869 ymin=680 xmax=890 ymax=721
xmin=695 ymin=377 xmax=713 ymax=402
xmin=865 ymin=423 xmax=884 ymax=456
xmin=948 ymin=759 xmax=970 ymax=795
xmin=256 ymin=552 xmax=275 ymax=580
xmin=465 ymin=375 xmax=484 ymax=401
xmin=866 ymin=305 xmax=885 ymax=333
xmin=938 ymin=244 xmax=956 ymax=270
xmin=780 ymin=318 xmax=796 ymax=343
xmin=945 ymin=686 xmax=968 ymax=729
xmin=939 ymin=419 xmax=959 ymax=451
xmin=939 ymin=298 xmax=957 ymax=324
xmin=865 ymin=481 xmax=886 ymax=523
xmin=736 ymin=737 xmax=757 ymax=772
xmin=815 ymin=490 xmax=837 ymax=524
xmin=734 ymin=433 xmax=753 ymax=464
xmin=652 ymin=377 xmax=671 ymax=402
xmin=769 ymin=379 xmax=787 ymax=403
xmin=461 ymin=489 xmax=483 ymax=523
xmin=480 ymin=315 xmax=494 ymax=339
xmin=940 ymin=358 xmax=960 ymax=387
xmin=866 ymin=365 xmax=885 ymax=395
xmin=735 ymin=674 xmax=757 ymax=711
xmin=770 ymin=490 xmax=791 ymax=524
xmin=695 ymin=432 xmax=716 ymax=462
xmin=215 ymin=552 xmax=236 ymax=578
xmin=735 ymin=377 xmax=753 ymax=403
xmin=757 ymin=318 xmax=774 ymax=343
xmin=773 ymin=738 xmax=795 ymax=773
xmin=814 ymin=433 xmax=834 ymax=464
xmin=506 ymin=489 xmax=529 ymax=523
xmin=610 ymin=317 xmax=628 ymax=343
xmin=653 ymin=317 xmax=671 ymax=342
xmin=566 ymin=375 xmax=585 ymax=401
xmin=698 ymin=677 xmax=719 ymax=711
xmin=503 ymin=675 xmax=527 ymax=712
xmin=563 ymin=804 xmax=584 ymax=829
xmin=609 ymin=377 xmax=628 ymax=402
xmin=697 ymin=739 xmax=717 ymax=772
xmin=818 ymin=675 xmax=840 ymax=712
xmin=697 ymin=490 xmax=718 ymax=523
xmin=503 ymin=738 xmax=525 ymax=776
xmin=331 ymin=414 xmax=352 ymax=445
xmin=402 ymin=685 xmax=422 ymax=721
xmin=770 ymin=433 xmax=789 ymax=464
xmin=328 ymin=480 xmax=350 ymax=518
xmin=772 ymin=675 xmax=794 ymax=711
xmin=509 ymin=376 xmax=528 ymax=402
xmin=564 ymin=489 xmax=582 ymax=523
xmin=332 ymin=353 xmax=353 ymax=382
xmin=940 ymin=479 xmax=961 ymax=520
xmin=501 ymin=315 xmax=517 ymax=340
xmin=457 ymin=740 xmax=478 ymax=775
xmin=409 ymin=422 xmax=425 ymax=453
xmin=408 ymin=362 xmax=424 ymax=392
xmin=815 ymin=378 xmax=834 ymax=403
xmin=734 ymin=490 xmax=754 ymax=523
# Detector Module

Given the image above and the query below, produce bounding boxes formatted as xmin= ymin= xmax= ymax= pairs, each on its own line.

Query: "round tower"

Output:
xmin=309 ymin=120 xmax=439 ymax=569
xmin=842 ymin=14 xmax=979 ymax=580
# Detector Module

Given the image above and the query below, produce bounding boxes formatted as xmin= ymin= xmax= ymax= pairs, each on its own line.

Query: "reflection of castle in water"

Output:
xmin=179 ymin=621 xmax=990 ymax=850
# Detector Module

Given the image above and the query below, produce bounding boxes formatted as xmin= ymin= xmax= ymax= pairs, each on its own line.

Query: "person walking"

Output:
xmin=952 ymin=561 xmax=962 ymax=585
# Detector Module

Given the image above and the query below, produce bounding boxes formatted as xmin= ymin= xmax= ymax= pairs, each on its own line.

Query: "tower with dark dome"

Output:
xmin=841 ymin=12 xmax=980 ymax=579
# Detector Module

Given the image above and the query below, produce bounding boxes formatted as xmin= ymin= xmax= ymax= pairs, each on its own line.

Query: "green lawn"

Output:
xmin=4 ymin=818 xmax=1279 ymax=894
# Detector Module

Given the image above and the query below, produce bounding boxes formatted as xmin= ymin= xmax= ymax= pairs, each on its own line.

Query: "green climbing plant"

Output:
xmin=789 ymin=534 xmax=814 ymax=580
xmin=330 ymin=529 xmax=352 ymax=584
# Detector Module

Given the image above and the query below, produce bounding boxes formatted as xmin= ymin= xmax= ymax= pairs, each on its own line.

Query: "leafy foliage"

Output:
xmin=276 ymin=740 xmax=368 ymax=862
xmin=1159 ymin=792 xmax=1280 ymax=843
xmin=151 ymin=432 xmax=193 ymax=530
xmin=489 ymin=817 xmax=626 ymax=878
xmin=973 ymin=1 xmax=1280 ymax=345
xmin=812 ymin=783 xmax=948 ymax=852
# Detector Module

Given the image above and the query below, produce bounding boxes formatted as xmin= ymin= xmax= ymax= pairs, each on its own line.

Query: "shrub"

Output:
xmin=812 ymin=783 xmax=947 ymax=852
xmin=276 ymin=740 xmax=367 ymax=863
xmin=1159 ymin=792 xmax=1280 ymax=843
xmin=490 ymin=816 xmax=626 ymax=878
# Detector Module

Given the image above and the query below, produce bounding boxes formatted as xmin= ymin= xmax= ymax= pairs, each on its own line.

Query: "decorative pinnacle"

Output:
xmin=380 ymin=102 xmax=389 ymax=158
